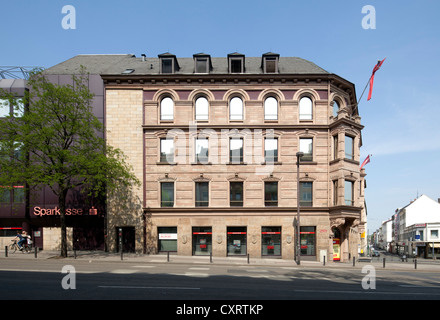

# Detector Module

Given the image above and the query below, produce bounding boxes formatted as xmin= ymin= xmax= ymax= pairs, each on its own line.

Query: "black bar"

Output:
xmin=5 ymin=246 xmax=7 ymax=258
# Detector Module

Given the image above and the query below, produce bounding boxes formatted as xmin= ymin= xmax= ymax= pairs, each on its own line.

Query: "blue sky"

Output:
xmin=2 ymin=0 xmax=439 ymax=232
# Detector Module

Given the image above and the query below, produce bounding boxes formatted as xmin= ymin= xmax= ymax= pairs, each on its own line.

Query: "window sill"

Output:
xmin=343 ymin=158 xmax=360 ymax=165
xmin=156 ymin=161 xmax=177 ymax=165
xmin=261 ymin=161 xmax=282 ymax=165
xmin=227 ymin=162 xmax=247 ymax=165
xmin=191 ymin=162 xmax=212 ymax=165
xmin=299 ymin=161 xmax=317 ymax=165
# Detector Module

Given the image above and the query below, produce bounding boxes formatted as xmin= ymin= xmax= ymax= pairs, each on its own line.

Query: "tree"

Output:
xmin=0 ymin=68 xmax=139 ymax=257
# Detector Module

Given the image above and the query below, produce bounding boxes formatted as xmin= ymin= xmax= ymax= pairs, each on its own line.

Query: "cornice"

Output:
xmin=102 ymin=73 xmax=353 ymax=93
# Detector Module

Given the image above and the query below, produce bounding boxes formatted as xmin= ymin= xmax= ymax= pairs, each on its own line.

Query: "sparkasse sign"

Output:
xmin=33 ymin=206 xmax=84 ymax=217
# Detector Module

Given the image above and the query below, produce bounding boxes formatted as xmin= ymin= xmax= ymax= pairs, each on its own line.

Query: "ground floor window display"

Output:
xmin=158 ymin=227 xmax=177 ymax=252
xmin=192 ymin=227 xmax=212 ymax=256
xmin=261 ymin=226 xmax=281 ymax=256
xmin=300 ymin=226 xmax=316 ymax=256
xmin=227 ymin=227 xmax=247 ymax=256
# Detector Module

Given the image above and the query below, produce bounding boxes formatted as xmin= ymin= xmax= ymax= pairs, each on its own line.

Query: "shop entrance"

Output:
xmin=227 ymin=227 xmax=247 ymax=256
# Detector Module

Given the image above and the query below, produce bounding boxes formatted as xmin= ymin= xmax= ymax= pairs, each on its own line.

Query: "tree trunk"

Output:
xmin=59 ymin=189 xmax=68 ymax=258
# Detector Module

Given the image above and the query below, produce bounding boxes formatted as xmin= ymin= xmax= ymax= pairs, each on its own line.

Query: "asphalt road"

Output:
xmin=1 ymin=258 xmax=440 ymax=302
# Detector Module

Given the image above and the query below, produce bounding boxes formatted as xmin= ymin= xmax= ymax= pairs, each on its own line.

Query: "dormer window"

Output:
xmin=159 ymin=53 xmax=180 ymax=74
xmin=193 ymin=53 xmax=212 ymax=73
xmin=228 ymin=53 xmax=245 ymax=73
xmin=262 ymin=52 xmax=279 ymax=73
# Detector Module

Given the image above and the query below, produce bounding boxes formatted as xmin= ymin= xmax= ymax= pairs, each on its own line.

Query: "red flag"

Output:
xmin=360 ymin=154 xmax=371 ymax=170
xmin=367 ymin=58 xmax=386 ymax=101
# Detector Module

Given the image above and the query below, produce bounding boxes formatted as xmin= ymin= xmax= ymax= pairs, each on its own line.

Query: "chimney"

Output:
xmin=141 ymin=54 xmax=146 ymax=62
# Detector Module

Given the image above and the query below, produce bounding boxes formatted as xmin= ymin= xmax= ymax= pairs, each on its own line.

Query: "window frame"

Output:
xmin=160 ymin=182 xmax=174 ymax=207
xmin=332 ymin=100 xmax=340 ymax=118
xmin=345 ymin=135 xmax=354 ymax=160
xmin=195 ymin=96 xmax=209 ymax=121
xmin=229 ymin=97 xmax=243 ymax=121
xmin=195 ymin=58 xmax=209 ymax=73
xmin=160 ymin=97 xmax=174 ymax=121
xmin=299 ymin=96 xmax=313 ymax=120
xmin=344 ymin=180 xmax=354 ymax=206
xmin=229 ymin=181 xmax=244 ymax=207
xmin=264 ymin=181 xmax=278 ymax=207
xmin=299 ymin=138 xmax=313 ymax=162
xmin=264 ymin=96 xmax=278 ymax=120
xmin=195 ymin=137 xmax=209 ymax=163
xmin=299 ymin=181 xmax=313 ymax=207
xmin=195 ymin=181 xmax=209 ymax=207
xmin=160 ymin=138 xmax=174 ymax=163
xmin=264 ymin=137 xmax=278 ymax=162
xmin=229 ymin=137 xmax=244 ymax=164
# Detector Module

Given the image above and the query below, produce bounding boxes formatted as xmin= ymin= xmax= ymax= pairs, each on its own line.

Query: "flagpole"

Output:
xmin=352 ymin=74 xmax=374 ymax=116
xmin=352 ymin=58 xmax=385 ymax=116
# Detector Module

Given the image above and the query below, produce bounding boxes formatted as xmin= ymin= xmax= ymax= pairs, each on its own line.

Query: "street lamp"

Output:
xmin=296 ymin=151 xmax=304 ymax=265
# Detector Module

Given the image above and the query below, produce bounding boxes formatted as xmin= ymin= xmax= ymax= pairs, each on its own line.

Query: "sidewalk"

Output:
xmin=2 ymin=249 xmax=440 ymax=271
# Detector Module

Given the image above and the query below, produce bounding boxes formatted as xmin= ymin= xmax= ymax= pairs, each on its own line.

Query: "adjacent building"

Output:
xmin=392 ymin=195 xmax=440 ymax=258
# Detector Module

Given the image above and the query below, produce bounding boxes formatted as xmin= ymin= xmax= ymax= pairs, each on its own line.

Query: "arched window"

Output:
xmin=299 ymin=96 xmax=313 ymax=120
xmin=264 ymin=97 xmax=278 ymax=120
xmin=229 ymin=97 xmax=243 ymax=120
xmin=195 ymin=96 xmax=209 ymax=120
xmin=160 ymin=97 xmax=174 ymax=120
xmin=333 ymin=100 xmax=340 ymax=118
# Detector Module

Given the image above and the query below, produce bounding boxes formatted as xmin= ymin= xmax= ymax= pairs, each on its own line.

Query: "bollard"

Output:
xmin=34 ymin=247 xmax=38 ymax=258
xmin=323 ymin=255 xmax=326 ymax=266
xmin=121 ymin=249 xmax=123 ymax=261
xmin=167 ymin=251 xmax=170 ymax=262
xmin=210 ymin=252 xmax=212 ymax=263
xmin=415 ymin=258 xmax=417 ymax=270
xmin=247 ymin=253 xmax=250 ymax=264
xmin=74 ymin=248 xmax=77 ymax=259
xmin=5 ymin=246 xmax=8 ymax=258
xmin=383 ymin=257 xmax=386 ymax=268
xmin=353 ymin=256 xmax=356 ymax=267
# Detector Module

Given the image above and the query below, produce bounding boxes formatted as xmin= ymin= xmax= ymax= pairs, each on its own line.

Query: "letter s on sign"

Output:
xmin=33 ymin=207 xmax=41 ymax=216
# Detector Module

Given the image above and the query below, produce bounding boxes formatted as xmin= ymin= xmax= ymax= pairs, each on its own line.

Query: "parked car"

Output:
xmin=372 ymin=250 xmax=380 ymax=257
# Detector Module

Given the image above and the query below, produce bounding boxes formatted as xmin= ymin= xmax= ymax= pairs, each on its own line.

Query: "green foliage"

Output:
xmin=0 ymin=67 xmax=139 ymax=256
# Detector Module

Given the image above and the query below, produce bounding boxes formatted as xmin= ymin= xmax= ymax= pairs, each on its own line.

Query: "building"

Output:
xmin=99 ymin=52 xmax=367 ymax=261
xmin=0 ymin=53 xmax=368 ymax=260
xmin=0 ymin=61 xmax=114 ymax=251
xmin=376 ymin=218 xmax=392 ymax=251
xmin=393 ymin=195 xmax=440 ymax=258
